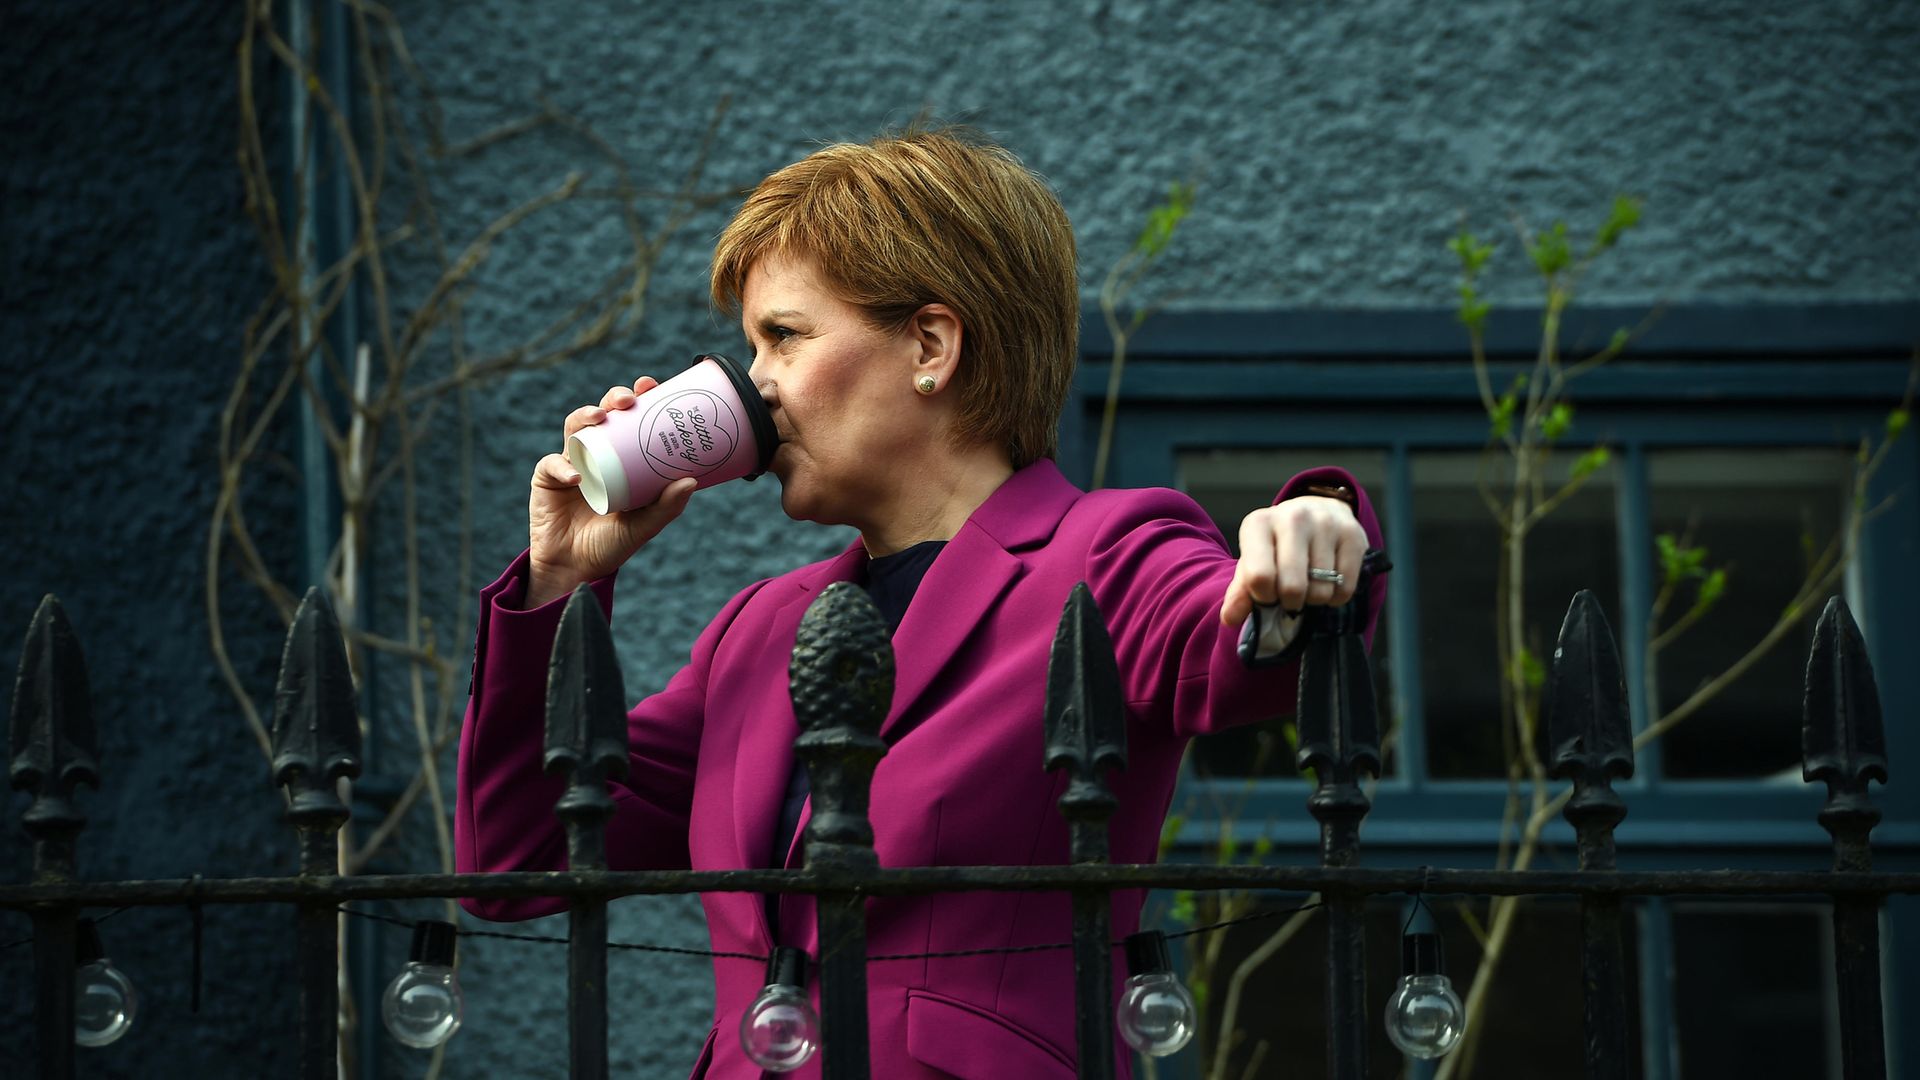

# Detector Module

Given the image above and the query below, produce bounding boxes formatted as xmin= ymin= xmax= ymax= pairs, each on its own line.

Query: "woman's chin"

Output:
xmin=774 ymin=477 xmax=823 ymax=523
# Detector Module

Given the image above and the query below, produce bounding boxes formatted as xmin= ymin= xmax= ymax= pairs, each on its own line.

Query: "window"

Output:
xmin=1071 ymin=312 xmax=1918 ymax=1079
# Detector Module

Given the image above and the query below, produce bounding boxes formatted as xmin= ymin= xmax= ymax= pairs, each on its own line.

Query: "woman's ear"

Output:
xmin=907 ymin=303 xmax=964 ymax=388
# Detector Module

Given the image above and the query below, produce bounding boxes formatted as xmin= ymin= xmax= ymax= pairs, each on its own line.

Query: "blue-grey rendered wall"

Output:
xmin=1 ymin=3 xmax=307 ymax=1078
xmin=383 ymin=1 xmax=1920 ymax=1076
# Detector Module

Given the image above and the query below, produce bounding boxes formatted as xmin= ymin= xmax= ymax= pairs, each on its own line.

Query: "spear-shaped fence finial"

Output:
xmin=1802 ymin=595 xmax=1886 ymax=873
xmin=544 ymin=586 xmax=632 ymax=872
xmin=270 ymin=587 xmax=362 ymax=1080
xmin=1044 ymin=582 xmax=1128 ymax=1080
xmin=270 ymin=587 xmax=362 ymax=868
xmin=10 ymin=594 xmax=98 ymax=879
xmin=1546 ymin=591 xmax=1636 ymax=1079
xmin=1044 ymin=582 xmax=1127 ymax=865
xmin=1546 ymin=590 xmax=1634 ymax=872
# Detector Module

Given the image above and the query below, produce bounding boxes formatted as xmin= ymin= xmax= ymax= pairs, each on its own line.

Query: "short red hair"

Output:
xmin=711 ymin=128 xmax=1078 ymax=468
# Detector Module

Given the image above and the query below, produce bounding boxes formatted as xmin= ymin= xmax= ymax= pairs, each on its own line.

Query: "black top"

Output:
xmin=766 ymin=540 xmax=947 ymax=939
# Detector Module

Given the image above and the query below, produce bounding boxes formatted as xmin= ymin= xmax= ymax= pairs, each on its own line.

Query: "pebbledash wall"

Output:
xmin=0 ymin=3 xmax=306 ymax=1077
xmin=3 ymin=1 xmax=1917 ymax=1078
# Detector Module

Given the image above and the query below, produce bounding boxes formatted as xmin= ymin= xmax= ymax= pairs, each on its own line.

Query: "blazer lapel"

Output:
xmin=880 ymin=529 xmax=1021 ymax=742
xmin=882 ymin=459 xmax=1082 ymax=740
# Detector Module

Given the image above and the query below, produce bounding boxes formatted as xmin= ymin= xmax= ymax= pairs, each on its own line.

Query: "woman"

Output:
xmin=456 ymin=128 xmax=1385 ymax=1079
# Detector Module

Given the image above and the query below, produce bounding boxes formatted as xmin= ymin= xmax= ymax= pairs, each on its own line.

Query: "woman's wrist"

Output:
xmin=522 ymin=563 xmax=581 ymax=611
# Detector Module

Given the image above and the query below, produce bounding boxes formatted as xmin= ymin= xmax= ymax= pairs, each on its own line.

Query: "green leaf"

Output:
xmin=1169 ymin=890 xmax=1197 ymax=927
xmin=1191 ymin=979 xmax=1210 ymax=1010
xmin=1889 ymin=408 xmax=1910 ymax=443
xmin=1541 ymin=402 xmax=1574 ymax=441
xmin=1459 ymin=278 xmax=1489 ymax=330
xmin=1682 ymin=546 xmax=1707 ymax=577
xmin=1490 ymin=374 xmax=1525 ymax=439
xmin=1449 ymin=229 xmax=1495 ymax=275
xmin=1570 ymin=445 xmax=1611 ymax=479
xmin=1594 ymin=194 xmax=1643 ymax=252
xmin=1490 ymin=394 xmax=1516 ymax=439
xmin=1159 ymin=813 xmax=1186 ymax=850
xmin=1657 ymin=533 xmax=1709 ymax=585
xmin=1514 ymin=647 xmax=1546 ymax=690
xmin=1529 ymin=221 xmax=1573 ymax=276
xmin=1134 ymin=181 xmax=1195 ymax=258
xmin=1697 ymin=567 xmax=1728 ymax=610
xmin=1251 ymin=835 xmax=1275 ymax=860
xmin=1656 ymin=533 xmax=1679 ymax=571
xmin=1217 ymin=830 xmax=1238 ymax=864
xmin=1609 ymin=327 xmax=1630 ymax=354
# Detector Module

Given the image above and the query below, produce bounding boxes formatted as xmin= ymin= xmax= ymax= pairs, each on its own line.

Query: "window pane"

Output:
xmin=1412 ymin=452 xmax=1620 ymax=779
xmin=1178 ymin=449 xmax=1394 ymax=780
xmin=1669 ymin=903 xmax=1836 ymax=1079
xmin=1160 ymin=896 xmax=1629 ymax=1079
xmin=1648 ymin=450 xmax=1849 ymax=779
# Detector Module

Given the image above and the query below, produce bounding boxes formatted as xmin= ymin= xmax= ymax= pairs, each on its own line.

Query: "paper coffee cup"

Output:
xmin=566 ymin=353 xmax=777 ymax=514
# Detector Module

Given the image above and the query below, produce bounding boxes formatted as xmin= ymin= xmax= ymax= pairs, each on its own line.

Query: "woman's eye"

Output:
xmin=770 ymin=325 xmax=796 ymax=342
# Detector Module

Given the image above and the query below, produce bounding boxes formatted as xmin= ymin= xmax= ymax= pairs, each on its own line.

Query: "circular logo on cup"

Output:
xmin=638 ymin=388 xmax=740 ymax=480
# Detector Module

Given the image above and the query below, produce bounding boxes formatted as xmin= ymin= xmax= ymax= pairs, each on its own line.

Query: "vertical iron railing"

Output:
xmin=268 ymin=588 xmax=363 ymax=1080
xmin=1295 ymin=599 xmax=1381 ymax=1080
xmin=1546 ymin=591 xmax=1636 ymax=1080
xmin=4 ymin=583 xmax=1913 ymax=1079
xmin=1045 ymin=583 xmax=1129 ymax=1080
xmin=11 ymin=596 xmax=96 ymax=1080
xmin=790 ymin=582 xmax=893 ymax=1080
xmin=1803 ymin=596 xmax=1889 ymax=1080
xmin=544 ymin=587 xmax=631 ymax=1080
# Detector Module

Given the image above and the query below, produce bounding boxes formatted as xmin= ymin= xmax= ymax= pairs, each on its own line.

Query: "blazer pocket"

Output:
xmin=905 ymin=989 xmax=1075 ymax=1079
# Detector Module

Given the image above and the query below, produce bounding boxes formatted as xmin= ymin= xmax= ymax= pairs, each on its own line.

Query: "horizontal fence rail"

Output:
xmin=7 ymin=582 xmax=1907 ymax=1080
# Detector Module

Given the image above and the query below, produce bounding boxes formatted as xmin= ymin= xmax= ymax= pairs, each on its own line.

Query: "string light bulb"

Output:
xmin=739 ymin=946 xmax=819 ymax=1072
xmin=382 ymin=920 xmax=464 ymax=1048
xmin=74 ymin=917 xmax=137 ymax=1047
xmin=1384 ymin=931 xmax=1463 ymax=1060
xmin=1116 ymin=930 xmax=1197 ymax=1057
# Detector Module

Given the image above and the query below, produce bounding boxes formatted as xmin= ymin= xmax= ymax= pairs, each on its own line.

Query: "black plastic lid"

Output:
xmin=695 ymin=353 xmax=778 ymax=478
xmin=411 ymin=919 xmax=458 ymax=967
xmin=1125 ymin=930 xmax=1172 ymax=977
xmin=1402 ymin=931 xmax=1444 ymax=977
xmin=766 ymin=945 xmax=809 ymax=988
xmin=75 ymin=917 xmax=106 ymax=966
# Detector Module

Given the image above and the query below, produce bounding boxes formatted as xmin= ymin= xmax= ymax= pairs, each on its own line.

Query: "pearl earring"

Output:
xmin=916 ymin=375 xmax=937 ymax=394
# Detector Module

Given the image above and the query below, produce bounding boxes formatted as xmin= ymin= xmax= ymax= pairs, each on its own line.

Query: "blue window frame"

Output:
xmin=1064 ymin=302 xmax=1920 ymax=1079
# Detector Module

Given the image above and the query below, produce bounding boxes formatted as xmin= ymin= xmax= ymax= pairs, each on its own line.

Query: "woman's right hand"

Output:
xmin=524 ymin=378 xmax=697 ymax=609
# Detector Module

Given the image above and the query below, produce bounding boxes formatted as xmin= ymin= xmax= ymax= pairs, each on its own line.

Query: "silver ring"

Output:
xmin=1308 ymin=567 xmax=1346 ymax=586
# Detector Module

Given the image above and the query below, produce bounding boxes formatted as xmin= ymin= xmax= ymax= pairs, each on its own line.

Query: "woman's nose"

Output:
xmin=747 ymin=359 xmax=777 ymax=404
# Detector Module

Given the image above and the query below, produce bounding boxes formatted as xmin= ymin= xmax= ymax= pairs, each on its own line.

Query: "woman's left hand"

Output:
xmin=1219 ymin=496 xmax=1368 ymax=626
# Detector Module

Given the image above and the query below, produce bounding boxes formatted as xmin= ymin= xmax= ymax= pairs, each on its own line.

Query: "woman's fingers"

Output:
xmin=1303 ymin=526 xmax=1338 ymax=608
xmin=599 ymin=383 xmax=639 ymax=411
xmin=1230 ymin=511 xmax=1280 ymax=611
xmin=562 ymin=404 xmax=608 ymax=441
xmin=616 ymin=477 xmax=697 ymax=548
xmin=532 ymin=452 xmax=581 ymax=491
xmin=1332 ymin=521 xmax=1366 ymax=606
xmin=1220 ymin=496 xmax=1367 ymax=625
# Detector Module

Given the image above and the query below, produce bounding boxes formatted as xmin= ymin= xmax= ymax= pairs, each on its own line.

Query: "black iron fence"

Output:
xmin=5 ymin=581 xmax=1914 ymax=1079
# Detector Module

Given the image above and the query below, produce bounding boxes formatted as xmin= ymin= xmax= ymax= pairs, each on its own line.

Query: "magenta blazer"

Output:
xmin=457 ymin=459 xmax=1384 ymax=1079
